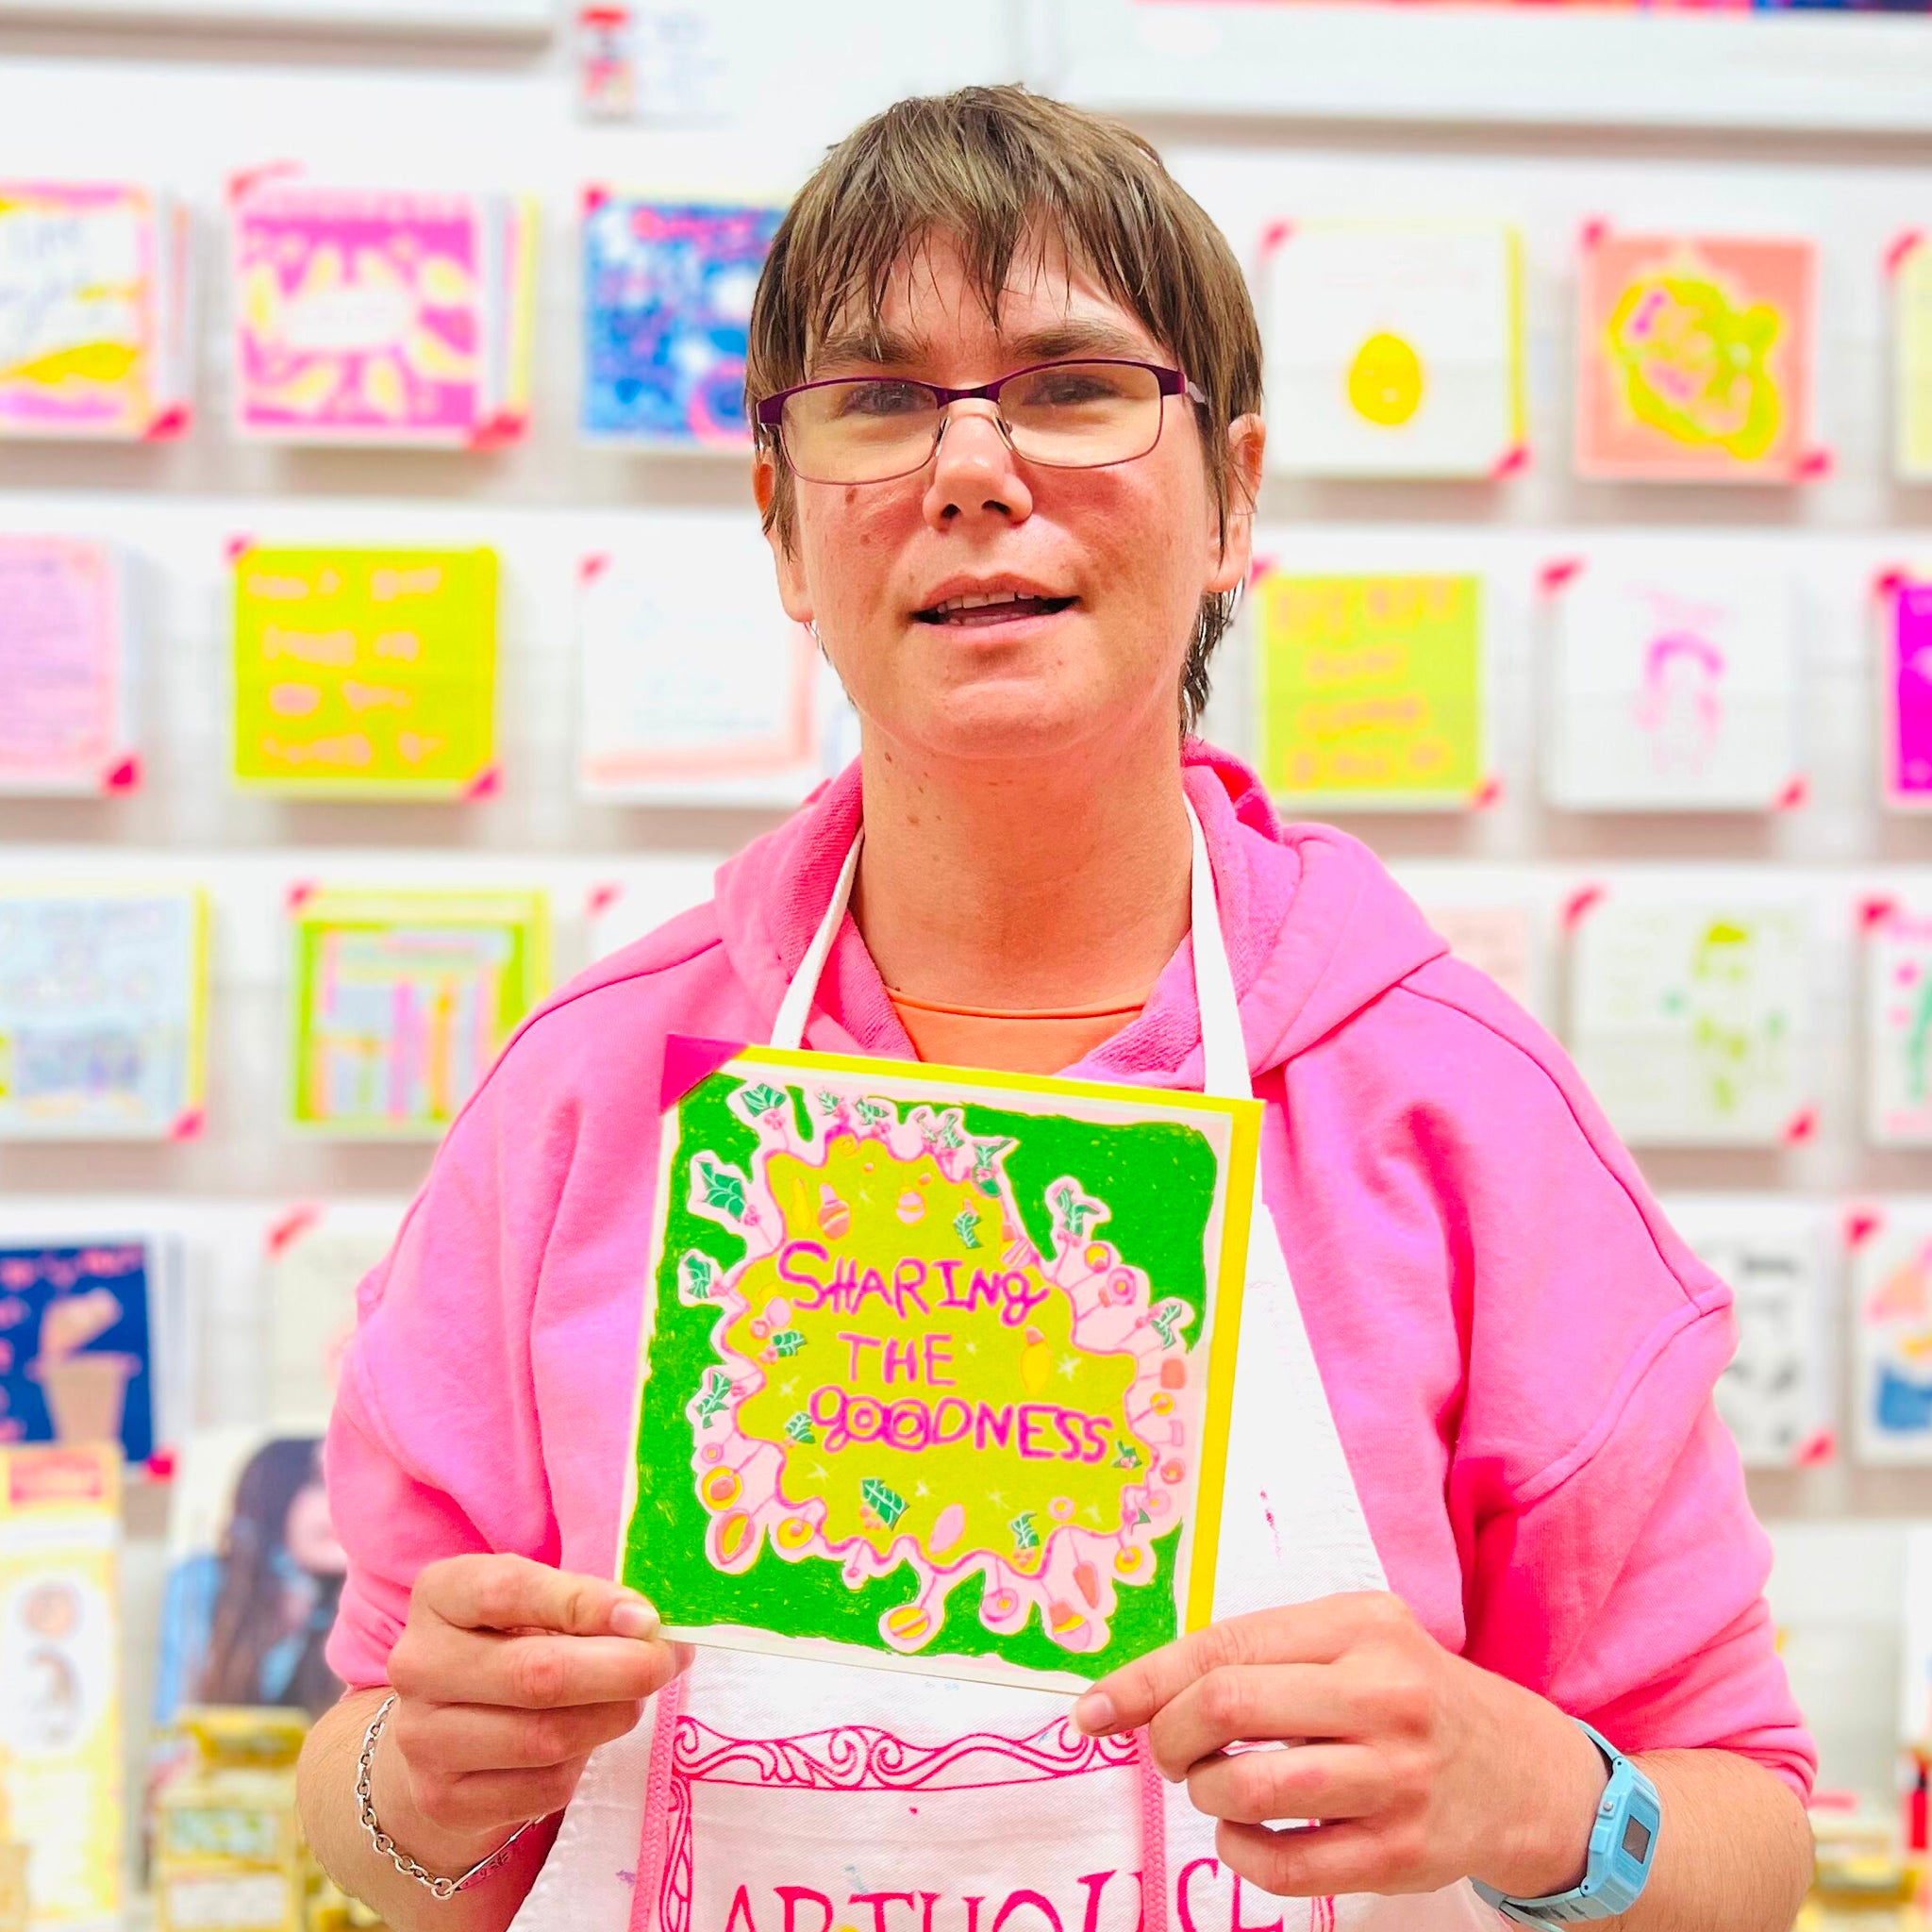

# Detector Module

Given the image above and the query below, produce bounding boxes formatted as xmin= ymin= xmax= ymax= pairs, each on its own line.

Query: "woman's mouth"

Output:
xmin=913 ymin=591 xmax=1077 ymax=627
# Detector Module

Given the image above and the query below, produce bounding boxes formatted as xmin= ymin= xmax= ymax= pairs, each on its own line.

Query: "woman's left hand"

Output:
xmin=1072 ymin=1591 xmax=1608 ymax=1901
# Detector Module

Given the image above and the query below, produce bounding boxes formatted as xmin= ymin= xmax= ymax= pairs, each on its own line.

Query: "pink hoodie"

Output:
xmin=325 ymin=743 xmax=1815 ymax=1798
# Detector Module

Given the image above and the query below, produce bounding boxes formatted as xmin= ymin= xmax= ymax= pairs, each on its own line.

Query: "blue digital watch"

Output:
xmin=1471 ymin=1721 xmax=1660 ymax=1924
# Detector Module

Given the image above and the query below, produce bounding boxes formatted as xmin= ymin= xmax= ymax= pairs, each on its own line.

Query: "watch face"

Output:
xmin=1621 ymin=1815 xmax=1653 ymax=1863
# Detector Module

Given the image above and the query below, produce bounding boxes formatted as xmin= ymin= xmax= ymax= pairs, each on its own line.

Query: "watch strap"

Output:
xmin=1471 ymin=1721 xmax=1659 ymax=1924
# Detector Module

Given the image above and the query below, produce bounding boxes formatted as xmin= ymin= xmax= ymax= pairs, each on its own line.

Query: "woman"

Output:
xmin=297 ymin=87 xmax=1814 ymax=1932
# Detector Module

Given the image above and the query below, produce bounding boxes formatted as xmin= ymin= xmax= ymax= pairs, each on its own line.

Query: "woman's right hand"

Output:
xmin=375 ymin=1553 xmax=693 ymax=1865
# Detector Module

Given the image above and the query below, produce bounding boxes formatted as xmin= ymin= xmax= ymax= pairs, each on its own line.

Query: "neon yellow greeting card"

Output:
xmin=1255 ymin=571 xmax=1488 ymax=809
xmin=232 ymin=546 xmax=498 ymax=796
xmin=621 ymin=1043 xmax=1261 ymax=1691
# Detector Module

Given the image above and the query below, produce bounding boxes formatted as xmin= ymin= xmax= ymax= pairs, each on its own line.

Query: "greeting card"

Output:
xmin=262 ymin=1205 xmax=401 ymax=1418
xmin=232 ymin=183 xmax=536 ymax=446
xmin=0 ymin=1444 xmax=122 ymax=1931
xmin=1867 ymin=904 xmax=1932 ymax=1148
xmin=153 ymin=1708 xmax=309 ymax=1932
xmin=1541 ymin=557 xmax=1803 ymax=812
xmin=1852 ymin=1207 xmax=1932 ymax=1466
xmin=1253 ymin=571 xmax=1488 ymax=809
xmin=288 ymin=888 xmax=548 ymax=1137
xmin=1897 ymin=234 xmax=1932 ymax=482
xmin=585 ymin=863 xmax=724 ymax=963
xmin=1567 ymin=893 xmax=1813 ymax=1146
xmin=1419 ymin=902 xmax=1535 ymax=1011
xmin=232 ymin=545 xmax=497 ymax=796
xmin=579 ymin=524 xmax=858 ymax=803
xmin=154 ymin=1426 xmax=340 ymax=1732
xmin=0 ymin=537 xmax=137 ymax=796
xmin=1882 ymin=575 xmax=1932 ymax=811
xmin=1258 ymin=220 xmax=1524 ymax=478
xmin=0 ymin=890 xmax=208 ymax=1141
xmin=581 ymin=194 xmax=783 ymax=444
xmin=1669 ymin=1199 xmax=1830 ymax=1470
xmin=623 ymin=1043 xmax=1261 ymax=1689
xmin=0 ymin=1240 xmax=180 ymax=1471
xmin=0 ymin=181 xmax=191 ymax=441
xmin=1574 ymin=228 xmax=1818 ymax=484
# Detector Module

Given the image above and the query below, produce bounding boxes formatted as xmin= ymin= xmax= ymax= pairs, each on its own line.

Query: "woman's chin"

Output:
xmin=908 ymin=682 xmax=1115 ymax=762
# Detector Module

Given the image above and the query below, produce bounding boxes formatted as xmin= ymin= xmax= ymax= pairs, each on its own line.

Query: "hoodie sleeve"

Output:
xmin=322 ymin=1020 xmax=577 ymax=1690
xmin=1274 ymin=952 xmax=1814 ymax=1802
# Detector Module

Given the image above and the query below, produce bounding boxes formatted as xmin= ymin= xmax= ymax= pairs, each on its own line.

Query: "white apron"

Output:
xmin=509 ymin=808 xmax=1500 ymax=1932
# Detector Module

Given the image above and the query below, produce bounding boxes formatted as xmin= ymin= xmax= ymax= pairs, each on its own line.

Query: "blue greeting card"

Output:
xmin=0 ymin=1240 xmax=157 ymax=1464
xmin=581 ymin=193 xmax=783 ymax=445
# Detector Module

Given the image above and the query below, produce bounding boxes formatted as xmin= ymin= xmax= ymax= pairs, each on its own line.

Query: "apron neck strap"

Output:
xmin=768 ymin=798 xmax=1252 ymax=1103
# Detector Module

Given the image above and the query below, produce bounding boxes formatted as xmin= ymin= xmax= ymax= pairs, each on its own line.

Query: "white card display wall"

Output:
xmin=6 ymin=0 xmax=1932 ymax=1833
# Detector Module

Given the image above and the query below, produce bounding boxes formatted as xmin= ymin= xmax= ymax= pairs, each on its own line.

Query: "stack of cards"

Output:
xmin=0 ymin=180 xmax=192 ymax=440
xmin=231 ymin=181 xmax=536 ymax=447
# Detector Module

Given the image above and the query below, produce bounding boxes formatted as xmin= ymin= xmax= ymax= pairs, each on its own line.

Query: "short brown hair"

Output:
xmin=745 ymin=84 xmax=1262 ymax=729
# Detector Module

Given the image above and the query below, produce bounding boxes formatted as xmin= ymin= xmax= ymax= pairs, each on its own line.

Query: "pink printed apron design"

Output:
xmin=508 ymin=808 xmax=1500 ymax=1932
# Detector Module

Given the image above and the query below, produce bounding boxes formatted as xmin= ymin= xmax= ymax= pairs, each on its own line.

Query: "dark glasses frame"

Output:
xmin=753 ymin=358 xmax=1209 ymax=485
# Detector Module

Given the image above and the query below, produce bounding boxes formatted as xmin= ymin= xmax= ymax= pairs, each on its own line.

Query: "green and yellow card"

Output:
xmin=621 ymin=1043 xmax=1260 ymax=1691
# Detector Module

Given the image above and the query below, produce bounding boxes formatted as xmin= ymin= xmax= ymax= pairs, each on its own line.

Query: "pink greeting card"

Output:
xmin=232 ymin=184 xmax=532 ymax=446
xmin=1574 ymin=229 xmax=1819 ymax=484
xmin=1885 ymin=575 xmax=1932 ymax=811
xmin=0 ymin=537 xmax=135 ymax=794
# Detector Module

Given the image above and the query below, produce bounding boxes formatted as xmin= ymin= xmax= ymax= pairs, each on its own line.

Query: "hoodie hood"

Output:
xmin=712 ymin=740 xmax=1448 ymax=1087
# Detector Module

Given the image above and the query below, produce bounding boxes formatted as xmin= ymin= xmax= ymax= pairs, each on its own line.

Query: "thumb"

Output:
xmin=426 ymin=1554 xmax=660 ymax=1640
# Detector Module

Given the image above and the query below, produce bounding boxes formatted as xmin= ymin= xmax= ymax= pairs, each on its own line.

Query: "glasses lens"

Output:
xmin=999 ymin=361 xmax=1163 ymax=468
xmin=783 ymin=378 xmax=941 ymax=483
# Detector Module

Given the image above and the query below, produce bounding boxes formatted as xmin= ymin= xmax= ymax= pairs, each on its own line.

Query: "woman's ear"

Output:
xmin=754 ymin=450 xmax=815 ymax=627
xmin=1205 ymin=412 xmax=1266 ymax=596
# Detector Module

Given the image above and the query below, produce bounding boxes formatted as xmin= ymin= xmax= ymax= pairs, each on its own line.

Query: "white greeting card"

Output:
xmin=578 ymin=516 xmax=858 ymax=805
xmin=1668 ymin=1196 xmax=1831 ymax=1470
xmin=585 ymin=861 xmax=725 ymax=965
xmin=1567 ymin=890 xmax=1814 ymax=1147
xmin=1868 ymin=903 xmax=1932 ymax=1148
xmin=1541 ymin=558 xmax=1803 ymax=813
xmin=1258 ymin=220 xmax=1524 ymax=479
xmin=1851 ymin=1204 xmax=1932 ymax=1467
xmin=262 ymin=1204 xmax=406 ymax=1420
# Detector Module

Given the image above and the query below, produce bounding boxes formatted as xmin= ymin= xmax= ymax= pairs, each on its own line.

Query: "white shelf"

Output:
xmin=1044 ymin=0 xmax=1932 ymax=136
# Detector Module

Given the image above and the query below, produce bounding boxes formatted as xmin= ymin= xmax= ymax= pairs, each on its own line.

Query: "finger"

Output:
xmin=391 ymin=1624 xmax=687 ymax=1710
xmin=1074 ymin=1594 xmax=1392 ymax=1737
xmin=421 ymin=1556 xmax=658 ymax=1640
xmin=1216 ymin=1819 xmax=1409 ymax=1900
xmin=425 ymin=1760 xmax=591 ymax=1838
xmin=1145 ymin=1663 xmax=1362 ymax=1780
xmin=399 ymin=1698 xmax=646 ymax=1776
xmin=1187 ymin=1744 xmax=1388 ymax=1826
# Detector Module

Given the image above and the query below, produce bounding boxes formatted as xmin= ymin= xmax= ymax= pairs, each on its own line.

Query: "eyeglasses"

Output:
xmin=755 ymin=358 xmax=1208 ymax=487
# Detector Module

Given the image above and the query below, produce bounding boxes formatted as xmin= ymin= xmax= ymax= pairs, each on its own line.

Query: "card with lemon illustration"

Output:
xmin=620 ymin=1041 xmax=1261 ymax=1690
xmin=1259 ymin=220 xmax=1525 ymax=479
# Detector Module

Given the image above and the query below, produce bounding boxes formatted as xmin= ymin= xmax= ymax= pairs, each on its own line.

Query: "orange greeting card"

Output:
xmin=1574 ymin=228 xmax=1820 ymax=485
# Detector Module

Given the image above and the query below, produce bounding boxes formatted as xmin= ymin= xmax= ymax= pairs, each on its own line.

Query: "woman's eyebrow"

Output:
xmin=1004 ymin=320 xmax=1157 ymax=363
xmin=807 ymin=317 xmax=1159 ymax=381
xmin=808 ymin=325 xmax=928 ymax=375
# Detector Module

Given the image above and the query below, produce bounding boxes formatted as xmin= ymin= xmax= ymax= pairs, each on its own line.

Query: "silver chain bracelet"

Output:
xmin=356 ymin=1693 xmax=540 ymax=1901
